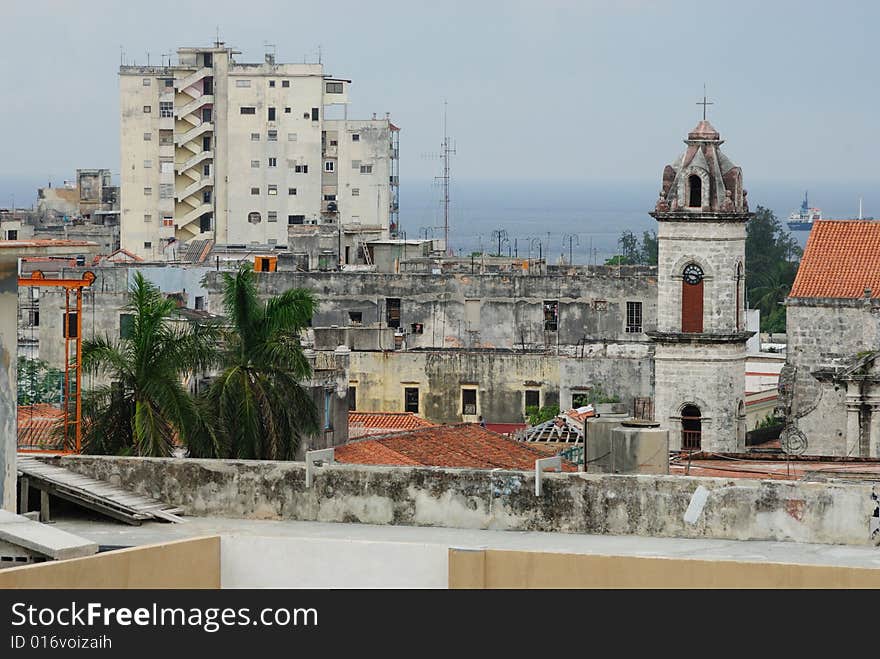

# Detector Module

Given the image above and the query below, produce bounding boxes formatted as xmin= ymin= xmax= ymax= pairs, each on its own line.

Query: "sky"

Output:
xmin=1 ymin=0 xmax=878 ymax=204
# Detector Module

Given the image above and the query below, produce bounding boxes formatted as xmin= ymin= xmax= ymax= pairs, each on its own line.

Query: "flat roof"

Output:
xmin=0 ymin=240 xmax=99 ymax=258
xmin=51 ymin=516 xmax=880 ymax=570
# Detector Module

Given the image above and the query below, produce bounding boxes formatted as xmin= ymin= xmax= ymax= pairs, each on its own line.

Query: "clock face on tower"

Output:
xmin=683 ymin=264 xmax=704 ymax=285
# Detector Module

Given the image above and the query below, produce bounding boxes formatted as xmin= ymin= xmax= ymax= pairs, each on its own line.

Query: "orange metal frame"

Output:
xmin=17 ymin=270 xmax=96 ymax=454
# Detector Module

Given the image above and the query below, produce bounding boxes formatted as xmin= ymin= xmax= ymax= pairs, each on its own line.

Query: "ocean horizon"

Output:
xmin=2 ymin=176 xmax=877 ymax=265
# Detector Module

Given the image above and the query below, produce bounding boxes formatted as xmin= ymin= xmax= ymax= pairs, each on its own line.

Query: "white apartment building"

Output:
xmin=120 ymin=43 xmax=399 ymax=260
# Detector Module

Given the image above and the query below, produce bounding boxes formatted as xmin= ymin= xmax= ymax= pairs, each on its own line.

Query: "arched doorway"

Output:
xmin=681 ymin=404 xmax=702 ymax=450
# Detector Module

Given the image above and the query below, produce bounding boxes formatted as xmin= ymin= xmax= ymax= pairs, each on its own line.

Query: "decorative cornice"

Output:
xmin=650 ymin=211 xmax=753 ymax=222
xmin=646 ymin=330 xmax=754 ymax=345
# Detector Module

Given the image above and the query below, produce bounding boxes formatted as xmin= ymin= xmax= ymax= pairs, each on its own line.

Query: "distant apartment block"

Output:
xmin=119 ymin=43 xmax=400 ymax=260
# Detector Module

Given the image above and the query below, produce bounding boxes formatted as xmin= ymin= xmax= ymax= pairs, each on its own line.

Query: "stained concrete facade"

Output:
xmin=780 ymin=298 xmax=880 ymax=456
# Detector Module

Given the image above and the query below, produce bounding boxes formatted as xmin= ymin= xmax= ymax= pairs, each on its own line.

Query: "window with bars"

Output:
xmin=404 ymin=387 xmax=419 ymax=414
xmin=159 ymin=101 xmax=173 ymax=118
xmin=462 ymin=389 xmax=477 ymax=416
xmin=625 ymin=301 xmax=642 ymax=333
xmin=386 ymin=298 xmax=401 ymax=328
xmin=543 ymin=300 xmax=558 ymax=331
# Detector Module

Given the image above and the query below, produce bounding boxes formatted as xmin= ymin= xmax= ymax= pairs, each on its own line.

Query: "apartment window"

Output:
xmin=462 ymin=389 xmax=477 ymax=416
xmin=250 ymin=187 xmax=259 ymax=195
xmin=348 ymin=386 xmax=356 ymax=411
xmin=268 ymin=130 xmax=278 ymax=141
xmin=143 ymin=160 xmax=152 ymax=168
xmin=288 ymin=188 xmax=297 ymax=196
xmin=311 ymin=107 xmax=319 ymax=121
xmin=303 ymin=112 xmax=311 ymax=119
xmin=159 ymin=131 xmax=173 ymax=145
xmin=251 ymin=160 xmax=260 ymax=168
xmin=143 ymin=132 xmax=152 ymax=141
xmin=159 ymin=101 xmax=173 ymax=117
xmin=268 ymin=185 xmax=278 ymax=195
xmin=329 ymin=140 xmax=338 ymax=147
xmin=120 ymin=314 xmax=134 ymax=339
xmin=268 ymin=157 xmax=277 ymax=168
xmin=543 ymin=300 xmax=559 ymax=331
xmin=203 ymin=53 xmax=212 ymax=67
xmin=235 ymin=79 xmax=251 ymax=88
xmin=248 ymin=212 xmax=262 ymax=224
xmin=268 ymin=107 xmax=276 ymax=121
xmin=326 ymin=82 xmax=343 ymax=94
xmin=202 ymin=190 xmax=211 ymax=203
xmin=144 ymin=214 xmax=152 ymax=223
xmin=251 ymin=133 xmax=260 ymax=141
xmin=324 ymin=161 xmax=335 ymax=172
xmin=268 ymin=211 xmax=277 ymax=222
xmin=323 ymin=390 xmax=333 ymax=430
xmin=164 ymin=78 xmax=173 ymax=88
xmin=404 ymin=387 xmax=419 ymax=414
xmin=352 ymin=134 xmax=360 ymax=142
xmin=294 ymin=164 xmax=309 ymax=174
xmin=288 ymin=215 xmax=305 ymax=225
xmin=269 ymin=80 xmax=276 ymax=88
xmin=162 ymin=215 xmax=173 ymax=227
xmin=386 ymin=298 xmax=401 ymax=328
xmin=626 ymin=301 xmax=643 ymax=333
xmin=360 ymin=164 xmax=373 ymax=174
xmin=323 ymin=194 xmax=337 ymax=201
xmin=143 ymin=106 xmax=153 ymax=116
xmin=143 ymin=241 xmax=152 ymax=249
xmin=284 ymin=107 xmax=291 ymax=114
xmin=287 ymin=133 xmax=297 ymax=141
xmin=202 ymin=163 xmax=210 ymax=176
xmin=348 ymin=311 xmax=362 ymax=325
xmin=202 ymin=135 xmax=211 ymax=151
xmin=144 ymin=187 xmax=152 ymax=196
xmin=352 ymin=188 xmax=360 ymax=196
xmin=410 ymin=323 xmax=423 ymax=334
xmin=194 ymin=296 xmax=205 ymax=311
xmin=525 ymin=390 xmax=540 ymax=410
xmin=159 ymin=183 xmax=174 ymax=199
xmin=142 ymin=78 xmax=151 ymax=86
xmin=282 ymin=80 xmax=290 ymax=88
xmin=202 ymin=108 xmax=212 ymax=122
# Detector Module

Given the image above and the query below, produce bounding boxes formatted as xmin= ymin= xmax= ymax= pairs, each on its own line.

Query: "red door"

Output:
xmin=681 ymin=280 xmax=703 ymax=333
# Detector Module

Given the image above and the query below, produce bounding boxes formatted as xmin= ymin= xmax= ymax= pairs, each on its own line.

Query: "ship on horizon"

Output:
xmin=787 ymin=191 xmax=822 ymax=231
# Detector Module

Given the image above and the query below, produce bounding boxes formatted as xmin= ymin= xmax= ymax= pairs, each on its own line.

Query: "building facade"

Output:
xmin=119 ymin=44 xmax=398 ymax=260
xmin=649 ymin=119 xmax=752 ymax=452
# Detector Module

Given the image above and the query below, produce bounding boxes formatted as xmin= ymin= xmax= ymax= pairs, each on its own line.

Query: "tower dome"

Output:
xmin=652 ymin=121 xmax=748 ymax=216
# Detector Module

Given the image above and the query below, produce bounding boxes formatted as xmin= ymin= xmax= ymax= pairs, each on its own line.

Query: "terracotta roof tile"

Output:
xmin=348 ymin=412 xmax=436 ymax=439
xmin=335 ymin=423 xmax=577 ymax=471
xmin=790 ymin=220 xmax=880 ymax=298
xmin=17 ymin=404 xmax=64 ymax=450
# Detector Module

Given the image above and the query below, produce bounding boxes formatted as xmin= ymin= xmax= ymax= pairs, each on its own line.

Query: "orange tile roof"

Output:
xmin=335 ymin=423 xmax=578 ymax=471
xmin=348 ymin=411 xmax=436 ymax=439
xmin=790 ymin=220 xmax=880 ymax=298
xmin=17 ymin=404 xmax=64 ymax=450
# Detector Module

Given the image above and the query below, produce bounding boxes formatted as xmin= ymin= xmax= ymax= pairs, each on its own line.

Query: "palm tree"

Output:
xmin=193 ymin=262 xmax=319 ymax=460
xmin=81 ymin=272 xmax=218 ymax=456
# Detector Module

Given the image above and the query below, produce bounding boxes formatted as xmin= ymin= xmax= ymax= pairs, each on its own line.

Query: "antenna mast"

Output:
xmin=435 ymin=101 xmax=456 ymax=255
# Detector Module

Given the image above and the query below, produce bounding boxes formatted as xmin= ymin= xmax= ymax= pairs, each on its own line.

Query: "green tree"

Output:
xmin=639 ymin=230 xmax=658 ymax=266
xmin=526 ymin=404 xmax=560 ymax=426
xmin=80 ymin=272 xmax=218 ymax=456
xmin=192 ymin=263 xmax=320 ymax=460
xmin=606 ymin=230 xmax=658 ymax=266
xmin=17 ymin=357 xmax=63 ymax=405
xmin=746 ymin=206 xmax=802 ymax=331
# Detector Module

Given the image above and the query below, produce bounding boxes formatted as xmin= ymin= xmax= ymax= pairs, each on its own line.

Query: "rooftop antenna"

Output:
xmin=215 ymin=25 xmax=220 ymax=47
xmin=317 ymin=44 xmax=322 ymax=64
xmin=146 ymin=51 xmax=150 ymax=66
xmin=859 ymin=197 xmax=863 ymax=220
xmin=696 ymin=83 xmax=713 ymax=121
xmin=264 ymin=41 xmax=277 ymax=64
xmin=119 ymin=45 xmax=124 ymax=66
xmin=432 ymin=101 xmax=456 ymax=255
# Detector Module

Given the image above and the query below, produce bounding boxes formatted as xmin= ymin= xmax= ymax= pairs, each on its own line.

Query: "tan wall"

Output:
xmin=0 ymin=537 xmax=220 ymax=589
xmin=449 ymin=548 xmax=880 ymax=589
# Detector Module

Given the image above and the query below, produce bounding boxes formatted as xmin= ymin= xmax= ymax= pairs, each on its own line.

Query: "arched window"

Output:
xmin=736 ymin=400 xmax=746 ymax=448
xmin=688 ymin=174 xmax=702 ymax=208
xmin=735 ymin=262 xmax=743 ymax=330
xmin=681 ymin=404 xmax=701 ymax=450
xmin=681 ymin=263 xmax=704 ymax=333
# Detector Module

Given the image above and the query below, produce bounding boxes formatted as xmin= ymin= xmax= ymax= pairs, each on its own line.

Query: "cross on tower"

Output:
xmin=696 ymin=84 xmax=713 ymax=121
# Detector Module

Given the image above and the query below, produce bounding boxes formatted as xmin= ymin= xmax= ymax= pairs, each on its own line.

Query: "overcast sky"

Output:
xmin=1 ymin=0 xmax=878 ymax=193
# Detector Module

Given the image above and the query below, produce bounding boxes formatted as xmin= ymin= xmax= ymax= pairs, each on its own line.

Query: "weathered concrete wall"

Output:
xmin=0 ymin=258 xmax=18 ymax=511
xmin=782 ymin=299 xmax=880 ymax=455
xmin=204 ymin=267 xmax=658 ymax=350
xmin=53 ymin=455 xmax=880 ymax=546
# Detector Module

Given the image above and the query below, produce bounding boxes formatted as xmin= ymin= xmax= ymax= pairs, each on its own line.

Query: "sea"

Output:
xmin=3 ymin=177 xmax=877 ymax=265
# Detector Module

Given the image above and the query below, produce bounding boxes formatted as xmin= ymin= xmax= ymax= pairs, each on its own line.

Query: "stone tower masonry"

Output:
xmin=648 ymin=119 xmax=753 ymax=452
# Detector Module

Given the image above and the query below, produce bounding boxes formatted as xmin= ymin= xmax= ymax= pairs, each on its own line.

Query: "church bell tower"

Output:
xmin=648 ymin=110 xmax=753 ymax=452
